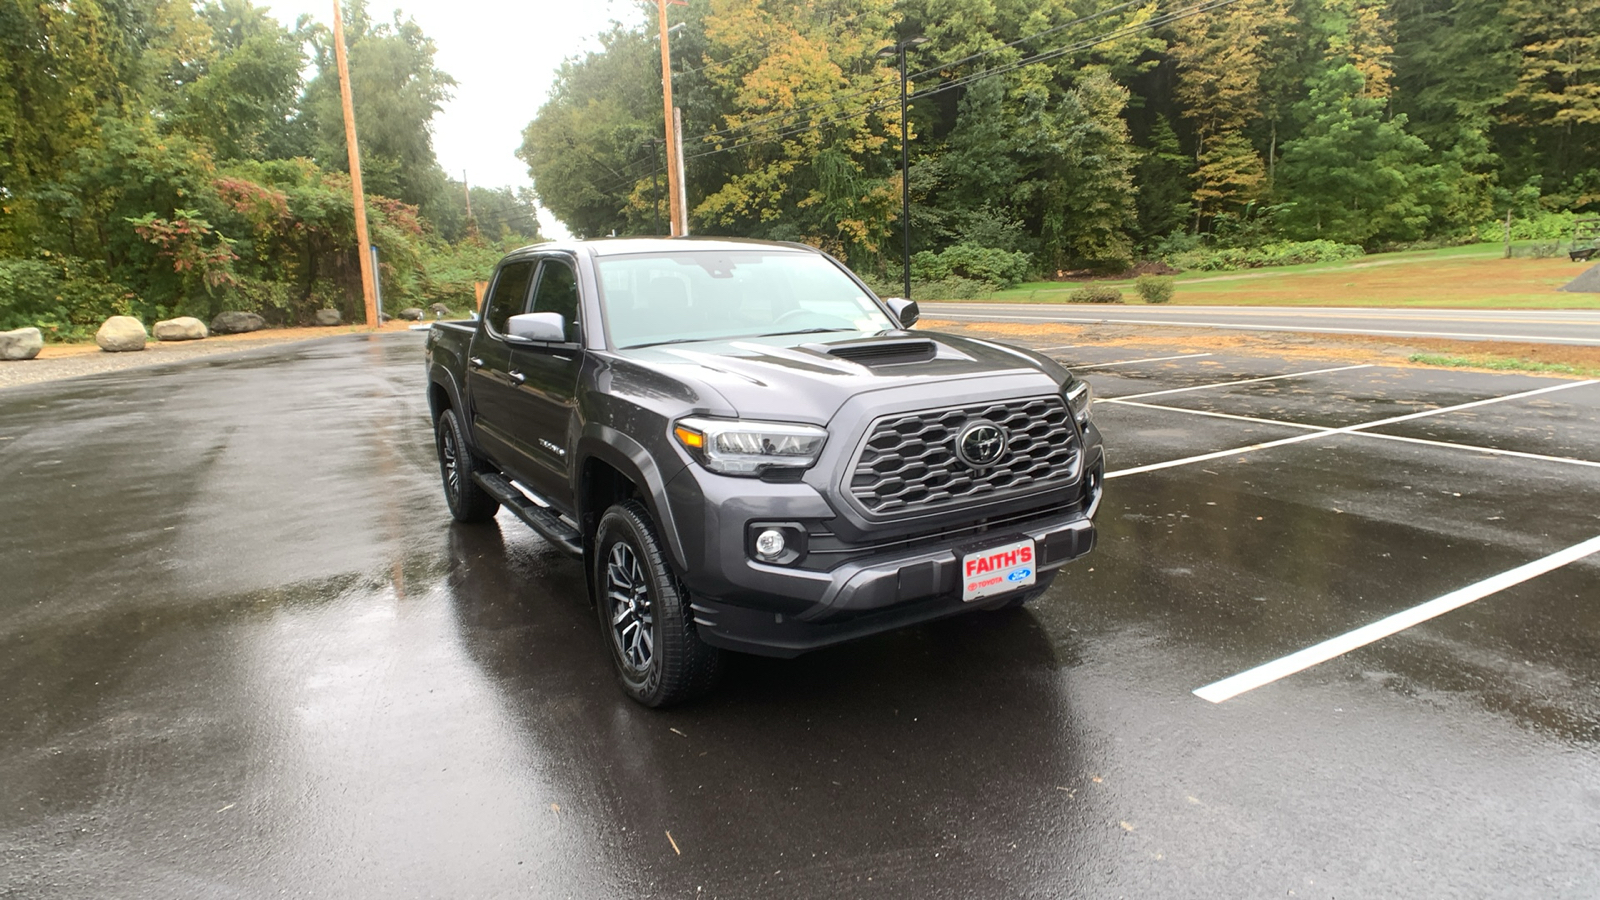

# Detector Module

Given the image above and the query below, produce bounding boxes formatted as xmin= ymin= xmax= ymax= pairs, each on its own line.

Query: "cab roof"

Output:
xmin=505 ymin=236 xmax=819 ymax=259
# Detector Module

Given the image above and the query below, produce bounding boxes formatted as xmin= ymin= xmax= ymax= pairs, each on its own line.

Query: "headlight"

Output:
xmin=1066 ymin=379 xmax=1093 ymax=426
xmin=672 ymin=417 xmax=828 ymax=476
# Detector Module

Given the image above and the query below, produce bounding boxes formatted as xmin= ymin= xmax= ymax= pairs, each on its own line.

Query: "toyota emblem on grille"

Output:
xmin=956 ymin=420 xmax=1007 ymax=468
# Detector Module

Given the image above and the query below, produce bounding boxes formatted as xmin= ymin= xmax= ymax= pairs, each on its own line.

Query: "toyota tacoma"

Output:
xmin=424 ymin=238 xmax=1102 ymax=706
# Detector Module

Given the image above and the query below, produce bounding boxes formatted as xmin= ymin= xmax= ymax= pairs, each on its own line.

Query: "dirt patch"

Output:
xmin=918 ymin=318 xmax=1600 ymax=378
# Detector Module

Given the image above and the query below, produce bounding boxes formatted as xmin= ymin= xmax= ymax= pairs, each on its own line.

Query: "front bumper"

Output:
xmin=666 ymin=449 xmax=1102 ymax=658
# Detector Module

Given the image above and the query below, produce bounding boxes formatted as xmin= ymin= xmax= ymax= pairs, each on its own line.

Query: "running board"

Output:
xmin=472 ymin=472 xmax=583 ymax=556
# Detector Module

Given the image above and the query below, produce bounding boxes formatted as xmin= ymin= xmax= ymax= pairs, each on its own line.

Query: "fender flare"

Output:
xmin=575 ymin=426 xmax=689 ymax=573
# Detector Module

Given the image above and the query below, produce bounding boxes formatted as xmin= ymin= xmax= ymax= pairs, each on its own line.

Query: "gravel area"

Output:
xmin=0 ymin=323 xmax=429 ymax=391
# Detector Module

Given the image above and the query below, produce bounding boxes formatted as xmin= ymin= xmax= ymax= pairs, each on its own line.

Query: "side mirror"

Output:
xmin=886 ymin=297 xmax=919 ymax=329
xmin=506 ymin=312 xmax=566 ymax=342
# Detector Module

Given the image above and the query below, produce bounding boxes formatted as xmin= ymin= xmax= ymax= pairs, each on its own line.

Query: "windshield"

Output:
xmin=595 ymin=250 xmax=896 ymax=349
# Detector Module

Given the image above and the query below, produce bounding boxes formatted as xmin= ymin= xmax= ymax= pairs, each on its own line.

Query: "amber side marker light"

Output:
xmin=674 ymin=425 xmax=704 ymax=449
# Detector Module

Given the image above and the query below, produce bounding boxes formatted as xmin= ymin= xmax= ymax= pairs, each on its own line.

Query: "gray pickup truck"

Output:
xmin=425 ymin=238 xmax=1102 ymax=706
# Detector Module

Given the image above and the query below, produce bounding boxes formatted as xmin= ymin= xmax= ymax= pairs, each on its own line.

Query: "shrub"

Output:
xmin=910 ymin=243 xmax=1032 ymax=287
xmin=1164 ymin=239 xmax=1364 ymax=271
xmin=1135 ymin=275 xmax=1175 ymax=304
xmin=911 ymin=276 xmax=996 ymax=300
xmin=1067 ymin=285 xmax=1125 ymax=304
xmin=1473 ymin=209 xmax=1577 ymax=243
xmin=0 ymin=255 xmax=137 ymax=340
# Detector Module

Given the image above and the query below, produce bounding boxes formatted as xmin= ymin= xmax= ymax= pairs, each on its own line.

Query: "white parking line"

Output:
xmin=1193 ymin=533 xmax=1600 ymax=703
xmin=1350 ymin=431 xmax=1600 ymax=470
xmin=1073 ymin=352 xmax=1214 ymax=368
xmin=1102 ymin=398 xmax=1326 ymax=430
xmin=1102 ymin=398 xmax=1600 ymax=469
xmin=1108 ymin=364 xmax=1373 ymax=401
xmin=1105 ymin=379 xmax=1598 ymax=479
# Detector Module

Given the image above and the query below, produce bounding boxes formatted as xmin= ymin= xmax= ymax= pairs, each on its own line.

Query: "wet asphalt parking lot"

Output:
xmin=2 ymin=331 xmax=1597 ymax=898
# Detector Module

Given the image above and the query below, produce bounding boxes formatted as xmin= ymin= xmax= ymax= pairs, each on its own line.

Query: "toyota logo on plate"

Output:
xmin=956 ymin=420 xmax=1007 ymax=468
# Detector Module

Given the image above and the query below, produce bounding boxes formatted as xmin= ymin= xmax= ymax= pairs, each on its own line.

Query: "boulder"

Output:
xmin=429 ymin=303 xmax=451 ymax=317
xmin=153 ymin=316 xmax=208 ymax=342
xmin=1 ymin=327 xmax=44 ymax=361
xmin=399 ymin=307 xmax=424 ymax=321
xmin=96 ymin=316 xmax=148 ymax=353
xmin=211 ymin=311 xmax=265 ymax=334
xmin=314 ymin=308 xmax=342 ymax=326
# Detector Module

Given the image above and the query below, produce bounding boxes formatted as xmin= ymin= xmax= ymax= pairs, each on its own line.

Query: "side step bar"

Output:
xmin=472 ymin=472 xmax=583 ymax=556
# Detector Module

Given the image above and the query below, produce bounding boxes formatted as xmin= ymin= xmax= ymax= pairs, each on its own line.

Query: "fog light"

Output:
xmin=754 ymin=529 xmax=786 ymax=559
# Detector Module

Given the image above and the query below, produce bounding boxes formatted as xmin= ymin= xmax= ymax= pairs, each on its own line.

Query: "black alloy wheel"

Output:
xmin=435 ymin=407 xmax=500 ymax=523
xmin=593 ymin=500 xmax=723 ymax=707
xmin=606 ymin=541 xmax=655 ymax=672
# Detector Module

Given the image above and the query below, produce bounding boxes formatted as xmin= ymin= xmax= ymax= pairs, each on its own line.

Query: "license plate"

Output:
xmin=961 ymin=538 xmax=1037 ymax=602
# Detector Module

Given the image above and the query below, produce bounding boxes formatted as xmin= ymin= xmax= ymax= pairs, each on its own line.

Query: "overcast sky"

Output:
xmin=265 ymin=1 xmax=643 ymax=237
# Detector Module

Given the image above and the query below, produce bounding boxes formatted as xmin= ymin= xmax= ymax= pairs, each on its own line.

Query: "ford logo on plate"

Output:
xmin=1007 ymin=568 xmax=1031 ymax=581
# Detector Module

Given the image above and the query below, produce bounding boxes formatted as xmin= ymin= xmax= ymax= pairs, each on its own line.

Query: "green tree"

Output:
xmin=175 ymin=0 xmax=307 ymax=161
xmin=1134 ymin=115 xmax=1194 ymax=242
xmin=1275 ymin=65 xmax=1444 ymax=245
xmin=299 ymin=0 xmax=456 ymax=215
xmin=518 ymin=24 xmax=664 ymax=238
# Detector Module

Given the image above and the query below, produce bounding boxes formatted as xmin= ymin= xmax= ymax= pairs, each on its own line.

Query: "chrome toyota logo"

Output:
xmin=956 ymin=420 xmax=1007 ymax=468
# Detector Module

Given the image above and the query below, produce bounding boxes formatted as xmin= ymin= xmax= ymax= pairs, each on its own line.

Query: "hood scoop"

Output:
xmin=805 ymin=336 xmax=938 ymax=367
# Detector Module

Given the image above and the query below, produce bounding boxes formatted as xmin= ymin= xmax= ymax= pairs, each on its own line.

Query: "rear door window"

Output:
xmin=484 ymin=260 xmax=535 ymax=336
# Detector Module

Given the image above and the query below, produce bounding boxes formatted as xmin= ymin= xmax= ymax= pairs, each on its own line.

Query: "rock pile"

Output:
xmin=1560 ymin=264 xmax=1600 ymax=293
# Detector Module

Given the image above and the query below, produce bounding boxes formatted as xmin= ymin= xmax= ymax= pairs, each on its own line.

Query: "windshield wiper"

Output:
xmin=622 ymin=337 xmax=710 ymax=349
xmin=756 ymin=327 xmax=856 ymax=337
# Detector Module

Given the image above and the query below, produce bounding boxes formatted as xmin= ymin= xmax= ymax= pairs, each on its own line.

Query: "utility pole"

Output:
xmin=332 ymin=0 xmax=378 ymax=327
xmin=657 ymin=0 xmax=685 ymax=236
xmin=463 ymin=169 xmax=477 ymax=239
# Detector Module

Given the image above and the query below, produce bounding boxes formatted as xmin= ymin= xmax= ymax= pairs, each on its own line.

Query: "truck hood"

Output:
xmin=609 ymin=330 xmax=1071 ymax=425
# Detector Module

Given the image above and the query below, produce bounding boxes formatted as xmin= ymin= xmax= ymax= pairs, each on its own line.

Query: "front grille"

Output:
xmin=848 ymin=396 xmax=1079 ymax=516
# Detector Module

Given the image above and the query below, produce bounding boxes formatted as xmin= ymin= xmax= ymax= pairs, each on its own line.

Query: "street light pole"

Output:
xmin=879 ymin=37 xmax=925 ymax=300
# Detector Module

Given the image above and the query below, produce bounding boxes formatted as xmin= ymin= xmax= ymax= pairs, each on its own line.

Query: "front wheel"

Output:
xmin=594 ymin=500 xmax=723 ymax=707
xmin=435 ymin=407 xmax=500 ymax=523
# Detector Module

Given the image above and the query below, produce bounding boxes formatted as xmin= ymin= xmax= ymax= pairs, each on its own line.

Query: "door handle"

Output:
xmin=468 ymin=356 xmax=484 ymax=369
xmin=507 ymin=370 xmax=526 ymax=385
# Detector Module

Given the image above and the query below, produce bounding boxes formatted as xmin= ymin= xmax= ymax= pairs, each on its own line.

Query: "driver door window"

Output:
xmin=530 ymin=258 xmax=581 ymax=343
xmin=484 ymin=261 xmax=535 ymax=335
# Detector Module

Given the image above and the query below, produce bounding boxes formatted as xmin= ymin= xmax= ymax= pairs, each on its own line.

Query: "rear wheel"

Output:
xmin=435 ymin=407 xmax=500 ymax=523
xmin=594 ymin=500 xmax=723 ymax=707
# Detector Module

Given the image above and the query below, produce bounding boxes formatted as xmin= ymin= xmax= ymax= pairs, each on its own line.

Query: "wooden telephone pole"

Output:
xmin=332 ymin=1 xmax=379 ymax=326
xmin=657 ymin=0 xmax=686 ymax=236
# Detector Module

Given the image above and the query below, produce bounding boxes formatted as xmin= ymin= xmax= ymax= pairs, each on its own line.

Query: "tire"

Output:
xmin=991 ymin=570 xmax=1057 ymax=611
xmin=435 ymin=407 xmax=500 ymax=523
xmin=594 ymin=500 xmax=723 ymax=707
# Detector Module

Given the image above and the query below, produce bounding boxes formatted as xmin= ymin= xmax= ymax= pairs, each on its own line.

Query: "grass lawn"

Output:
xmin=972 ymin=242 xmax=1600 ymax=309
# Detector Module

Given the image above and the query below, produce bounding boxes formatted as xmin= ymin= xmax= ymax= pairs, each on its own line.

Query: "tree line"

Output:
xmin=0 ymin=0 xmax=539 ymax=339
xmin=522 ymin=0 xmax=1598 ymax=291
